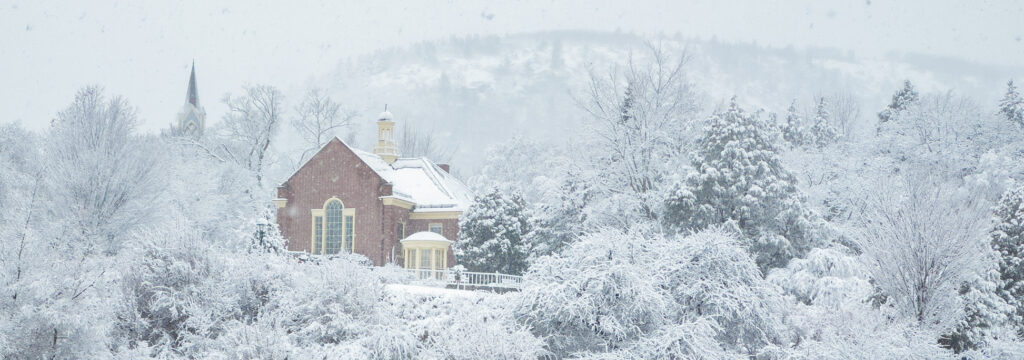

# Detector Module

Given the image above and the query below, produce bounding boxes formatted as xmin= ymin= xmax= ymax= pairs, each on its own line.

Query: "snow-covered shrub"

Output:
xmin=114 ymin=226 xmax=221 ymax=354
xmin=272 ymin=258 xmax=384 ymax=348
xmin=575 ymin=320 xmax=741 ymax=360
xmin=419 ymin=303 xmax=545 ymax=359
xmin=202 ymin=320 xmax=292 ymax=360
xmin=385 ymin=284 xmax=545 ymax=359
xmin=515 ymin=228 xmax=666 ymax=356
xmin=656 ymin=229 xmax=789 ymax=355
xmin=360 ymin=323 xmax=418 ymax=360
xmin=785 ymin=300 xmax=951 ymax=359
xmin=517 ymin=227 xmax=791 ymax=357
xmin=767 ymin=247 xmax=872 ymax=307
xmin=113 ymin=222 xmax=293 ymax=358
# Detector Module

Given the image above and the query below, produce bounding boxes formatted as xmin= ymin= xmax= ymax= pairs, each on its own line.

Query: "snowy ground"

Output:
xmin=384 ymin=283 xmax=493 ymax=300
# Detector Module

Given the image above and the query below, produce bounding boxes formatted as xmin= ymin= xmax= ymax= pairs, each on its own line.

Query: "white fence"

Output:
xmin=403 ymin=268 xmax=523 ymax=290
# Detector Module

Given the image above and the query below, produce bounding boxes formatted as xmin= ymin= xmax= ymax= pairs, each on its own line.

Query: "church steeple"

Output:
xmin=177 ymin=61 xmax=206 ymax=138
xmin=186 ymin=61 xmax=199 ymax=107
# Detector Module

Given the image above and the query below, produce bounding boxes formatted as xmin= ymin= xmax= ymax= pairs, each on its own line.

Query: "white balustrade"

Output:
xmin=400 ymin=268 xmax=523 ymax=290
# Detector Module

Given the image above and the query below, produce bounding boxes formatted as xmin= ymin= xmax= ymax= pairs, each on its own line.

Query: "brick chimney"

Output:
xmin=438 ymin=164 xmax=450 ymax=173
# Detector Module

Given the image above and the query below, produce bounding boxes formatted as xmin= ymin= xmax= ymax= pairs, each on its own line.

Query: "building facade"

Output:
xmin=274 ymin=111 xmax=472 ymax=272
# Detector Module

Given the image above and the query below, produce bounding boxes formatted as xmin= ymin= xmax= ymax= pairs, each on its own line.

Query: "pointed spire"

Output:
xmin=186 ymin=60 xmax=199 ymax=107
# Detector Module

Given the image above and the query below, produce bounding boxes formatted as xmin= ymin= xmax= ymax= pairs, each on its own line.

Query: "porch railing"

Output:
xmin=403 ymin=268 xmax=523 ymax=290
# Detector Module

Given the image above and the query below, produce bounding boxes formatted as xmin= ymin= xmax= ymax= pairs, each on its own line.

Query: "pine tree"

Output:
xmin=808 ymin=97 xmax=839 ymax=148
xmin=663 ymin=97 xmax=818 ymax=272
xmin=878 ymin=80 xmax=920 ymax=123
xmin=780 ymin=101 xmax=805 ymax=147
xmin=454 ymin=187 xmax=532 ymax=275
xmin=999 ymin=80 xmax=1024 ymax=127
xmin=992 ymin=185 xmax=1024 ymax=335
xmin=942 ymin=270 xmax=1012 ymax=353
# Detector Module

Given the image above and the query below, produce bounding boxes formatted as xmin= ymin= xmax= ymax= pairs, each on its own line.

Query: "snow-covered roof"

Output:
xmin=400 ymin=231 xmax=451 ymax=243
xmin=345 ymin=139 xmax=473 ymax=213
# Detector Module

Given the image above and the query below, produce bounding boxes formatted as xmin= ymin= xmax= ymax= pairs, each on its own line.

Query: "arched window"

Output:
xmin=310 ymin=197 xmax=357 ymax=255
xmin=324 ymin=200 xmax=343 ymax=254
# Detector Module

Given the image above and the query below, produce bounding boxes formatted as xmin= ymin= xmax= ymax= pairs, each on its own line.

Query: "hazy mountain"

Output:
xmin=280 ymin=31 xmax=1023 ymax=178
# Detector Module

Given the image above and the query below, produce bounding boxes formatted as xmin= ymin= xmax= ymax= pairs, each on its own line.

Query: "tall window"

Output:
xmin=311 ymin=198 xmax=355 ymax=255
xmin=397 ymin=222 xmax=405 ymax=240
xmin=324 ymin=200 xmax=343 ymax=254
xmin=344 ymin=215 xmax=354 ymax=253
xmin=313 ymin=216 xmax=323 ymax=255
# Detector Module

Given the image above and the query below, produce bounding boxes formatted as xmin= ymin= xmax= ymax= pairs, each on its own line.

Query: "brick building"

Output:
xmin=274 ymin=110 xmax=473 ymax=272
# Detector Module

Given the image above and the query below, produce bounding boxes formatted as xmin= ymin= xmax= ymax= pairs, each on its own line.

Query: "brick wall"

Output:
xmin=277 ymin=139 xmax=389 ymax=265
xmin=275 ymin=138 xmax=464 ymax=268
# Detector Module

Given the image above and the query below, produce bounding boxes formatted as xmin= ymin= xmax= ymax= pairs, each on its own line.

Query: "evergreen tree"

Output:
xmin=999 ymin=80 xmax=1024 ymax=127
xmin=455 ymin=187 xmax=532 ymax=275
xmin=942 ymin=269 xmax=1012 ymax=353
xmin=878 ymin=80 xmax=920 ymax=123
xmin=992 ymin=185 xmax=1024 ymax=335
xmin=780 ymin=101 xmax=805 ymax=147
xmin=808 ymin=97 xmax=839 ymax=148
xmin=663 ymin=97 xmax=818 ymax=272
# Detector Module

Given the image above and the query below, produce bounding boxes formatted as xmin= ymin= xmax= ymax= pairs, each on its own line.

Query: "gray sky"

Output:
xmin=2 ymin=0 xmax=1022 ymax=132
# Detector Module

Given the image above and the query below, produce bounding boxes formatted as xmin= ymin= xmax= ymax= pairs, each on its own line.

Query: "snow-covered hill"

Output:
xmin=285 ymin=31 xmax=1023 ymax=178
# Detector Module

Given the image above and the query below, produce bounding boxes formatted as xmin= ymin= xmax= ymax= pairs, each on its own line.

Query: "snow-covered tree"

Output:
xmin=525 ymin=170 xmax=594 ymax=258
xmin=999 ymin=79 xmax=1024 ymax=127
xmin=397 ymin=120 xmax=457 ymax=164
xmin=292 ymin=88 xmax=355 ymax=165
xmin=663 ymin=97 xmax=820 ymax=271
xmin=471 ymin=136 xmax=570 ymax=204
xmin=0 ymin=87 xmax=167 ymax=359
xmin=873 ymin=91 xmax=1003 ymax=179
xmin=780 ymin=101 xmax=805 ymax=147
xmin=220 ymin=85 xmax=284 ymax=187
xmin=877 ymin=79 xmax=920 ymax=123
xmin=992 ymin=185 xmax=1024 ymax=336
xmin=825 ymin=91 xmax=860 ymax=140
xmin=455 ymin=187 xmax=532 ymax=275
xmin=942 ymin=265 xmax=1013 ymax=353
xmin=578 ymin=43 xmax=700 ymax=222
xmin=856 ymin=178 xmax=992 ymax=334
xmin=807 ymin=97 xmax=838 ymax=148
xmin=46 ymin=86 xmax=163 ymax=253
xmin=766 ymin=245 xmax=957 ymax=358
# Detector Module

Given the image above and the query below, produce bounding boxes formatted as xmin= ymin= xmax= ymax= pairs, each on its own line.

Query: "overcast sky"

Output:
xmin=2 ymin=0 xmax=1022 ymax=132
